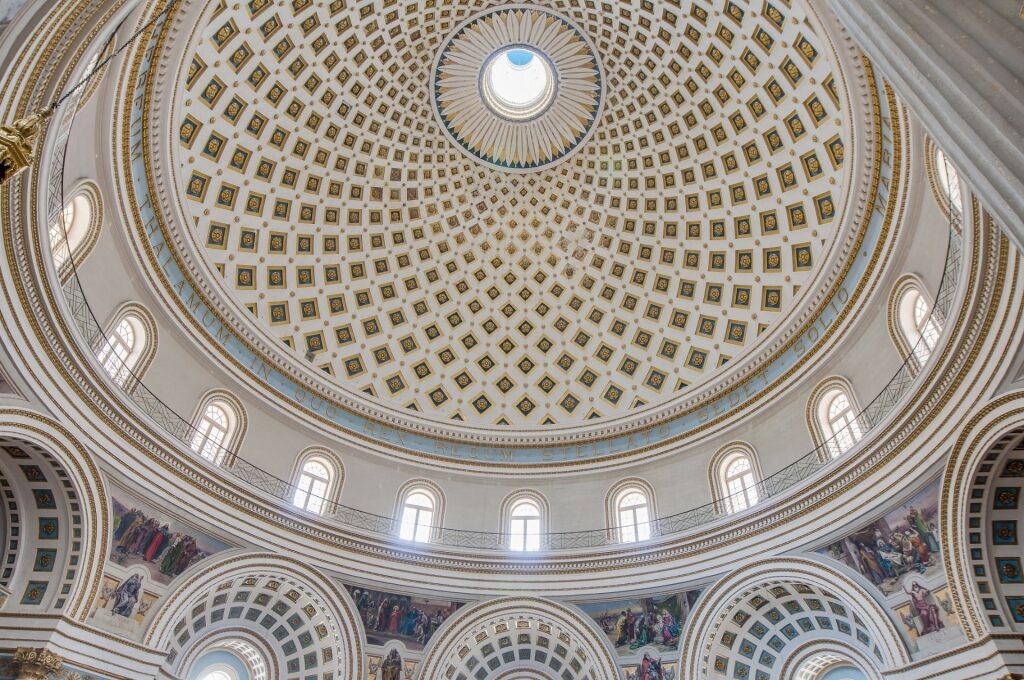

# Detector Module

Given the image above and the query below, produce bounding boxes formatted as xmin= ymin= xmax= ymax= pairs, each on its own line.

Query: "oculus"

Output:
xmin=432 ymin=6 xmax=603 ymax=171
xmin=481 ymin=47 xmax=557 ymax=120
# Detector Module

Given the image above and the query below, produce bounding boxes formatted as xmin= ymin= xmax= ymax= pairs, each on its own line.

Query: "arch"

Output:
xmin=288 ymin=446 xmax=344 ymax=514
xmin=924 ymin=137 xmax=963 ymax=219
xmin=941 ymin=393 xmax=1024 ymax=640
xmin=96 ymin=302 xmax=158 ymax=391
xmin=194 ymin=663 xmax=238 ymax=680
xmin=179 ymin=628 xmax=276 ymax=680
xmin=394 ymin=479 xmax=445 ymax=543
xmin=188 ymin=389 xmax=247 ymax=466
xmin=144 ymin=552 xmax=363 ymax=680
xmin=48 ymin=180 xmax=102 ymax=282
xmin=807 ymin=377 xmax=865 ymax=459
xmin=784 ymin=642 xmax=880 ymax=680
xmin=499 ymin=490 xmax=550 ymax=551
xmin=679 ymin=557 xmax=909 ymax=680
xmin=605 ymin=477 xmax=658 ymax=543
xmin=708 ymin=441 xmax=764 ymax=515
xmin=887 ymin=274 xmax=943 ymax=370
xmin=417 ymin=597 xmax=620 ymax=680
xmin=0 ymin=410 xmax=109 ymax=622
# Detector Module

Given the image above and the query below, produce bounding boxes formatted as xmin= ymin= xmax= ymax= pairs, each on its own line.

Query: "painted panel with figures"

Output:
xmin=347 ymin=584 xmax=464 ymax=651
xmin=575 ymin=589 xmax=701 ymax=657
xmin=622 ymin=654 xmax=677 ymax=680
xmin=107 ymin=493 xmax=230 ymax=585
xmin=366 ymin=649 xmax=417 ymax=680
xmin=817 ymin=477 xmax=965 ymax=658
xmin=88 ymin=489 xmax=233 ymax=639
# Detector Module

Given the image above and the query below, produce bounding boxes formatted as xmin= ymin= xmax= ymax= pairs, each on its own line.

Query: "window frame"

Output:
xmin=95 ymin=302 xmax=157 ymax=391
xmin=188 ymin=390 xmax=246 ymax=466
xmin=399 ymin=490 xmax=436 ymax=543
xmin=605 ymin=479 xmax=658 ymax=544
xmin=394 ymin=480 xmax=445 ymax=544
xmin=289 ymin=448 xmax=343 ymax=515
xmin=808 ymin=378 xmax=864 ymax=459
xmin=709 ymin=443 xmax=763 ymax=515
xmin=616 ymin=489 xmax=652 ymax=543
xmin=500 ymin=490 xmax=549 ymax=552
xmin=47 ymin=182 xmax=102 ymax=282
xmin=889 ymin=275 xmax=943 ymax=371
xmin=293 ymin=459 xmax=332 ymax=514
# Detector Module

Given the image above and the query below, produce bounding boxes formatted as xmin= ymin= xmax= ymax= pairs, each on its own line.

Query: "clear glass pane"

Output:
xmin=634 ymin=506 xmax=651 ymax=541
xmin=413 ymin=509 xmax=432 ymax=542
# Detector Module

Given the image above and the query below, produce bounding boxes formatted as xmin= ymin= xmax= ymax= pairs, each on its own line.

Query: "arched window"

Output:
xmin=293 ymin=458 xmax=332 ymax=514
xmin=500 ymin=491 xmax=548 ymax=552
xmin=895 ymin=282 xmax=942 ymax=368
xmin=398 ymin=489 xmax=436 ymax=543
xmin=508 ymin=499 xmax=542 ymax=551
xmin=96 ymin=303 xmax=156 ymax=389
xmin=48 ymin=184 xmax=100 ymax=278
xmin=191 ymin=403 xmax=230 ymax=463
xmin=616 ymin=489 xmax=651 ymax=543
xmin=289 ymin=448 xmax=343 ymax=515
xmin=722 ymin=455 xmax=758 ymax=513
xmin=817 ymin=386 xmax=863 ymax=458
xmin=97 ymin=317 xmax=134 ymax=385
xmin=606 ymin=479 xmax=658 ymax=543
xmin=934 ymin=148 xmax=962 ymax=215
xmin=710 ymin=443 xmax=763 ymax=514
xmin=189 ymin=391 xmax=245 ymax=466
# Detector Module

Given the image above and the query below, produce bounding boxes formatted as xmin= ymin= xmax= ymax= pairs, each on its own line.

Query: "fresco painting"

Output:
xmin=347 ymin=585 xmax=464 ymax=651
xmin=109 ymin=492 xmax=231 ymax=586
xmin=817 ymin=477 xmax=965 ymax=657
xmin=576 ymin=589 xmax=700 ymax=657
xmin=623 ymin=654 xmax=677 ymax=680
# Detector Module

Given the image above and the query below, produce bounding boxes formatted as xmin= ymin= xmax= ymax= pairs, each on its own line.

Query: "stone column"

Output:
xmin=827 ymin=0 xmax=1024 ymax=251
xmin=12 ymin=647 xmax=63 ymax=680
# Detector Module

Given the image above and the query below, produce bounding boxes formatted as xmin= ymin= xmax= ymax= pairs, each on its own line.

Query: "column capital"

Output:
xmin=12 ymin=647 xmax=63 ymax=680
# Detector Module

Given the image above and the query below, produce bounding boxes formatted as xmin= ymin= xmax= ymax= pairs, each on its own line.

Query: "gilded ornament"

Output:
xmin=12 ymin=647 xmax=63 ymax=680
xmin=0 ymin=110 xmax=51 ymax=185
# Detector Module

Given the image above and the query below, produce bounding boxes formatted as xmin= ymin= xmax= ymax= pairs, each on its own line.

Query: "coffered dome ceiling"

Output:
xmin=170 ymin=0 xmax=857 ymax=430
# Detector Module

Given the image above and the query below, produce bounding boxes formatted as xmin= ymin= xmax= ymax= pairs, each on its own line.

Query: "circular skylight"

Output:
xmin=481 ymin=46 xmax=556 ymax=120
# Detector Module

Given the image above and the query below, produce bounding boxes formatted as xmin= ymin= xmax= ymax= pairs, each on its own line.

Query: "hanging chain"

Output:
xmin=50 ymin=0 xmax=178 ymax=112
xmin=0 ymin=0 xmax=177 ymax=186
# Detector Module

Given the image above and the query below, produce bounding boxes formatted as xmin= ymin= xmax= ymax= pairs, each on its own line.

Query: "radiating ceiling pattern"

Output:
xmin=433 ymin=5 xmax=604 ymax=170
xmin=177 ymin=0 xmax=850 ymax=427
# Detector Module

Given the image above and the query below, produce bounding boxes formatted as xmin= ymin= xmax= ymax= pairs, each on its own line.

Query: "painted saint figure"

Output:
xmin=905 ymin=582 xmax=944 ymax=635
xmin=380 ymin=649 xmax=402 ymax=680
xmin=110 ymin=573 xmax=142 ymax=617
xmin=639 ymin=652 xmax=664 ymax=680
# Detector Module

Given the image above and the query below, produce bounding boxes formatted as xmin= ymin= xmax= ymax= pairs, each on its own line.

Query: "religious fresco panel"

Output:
xmin=817 ymin=476 xmax=965 ymax=658
xmin=346 ymin=584 xmax=464 ymax=651
xmin=575 ymin=589 xmax=701 ymax=658
xmin=88 ymin=488 xmax=233 ymax=639
xmin=622 ymin=653 xmax=677 ymax=680
xmin=107 ymin=492 xmax=231 ymax=585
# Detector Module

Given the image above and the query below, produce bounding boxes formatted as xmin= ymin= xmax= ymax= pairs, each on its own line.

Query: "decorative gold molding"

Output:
xmin=12 ymin=647 xmax=63 ymax=680
xmin=0 ymin=111 xmax=51 ymax=186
